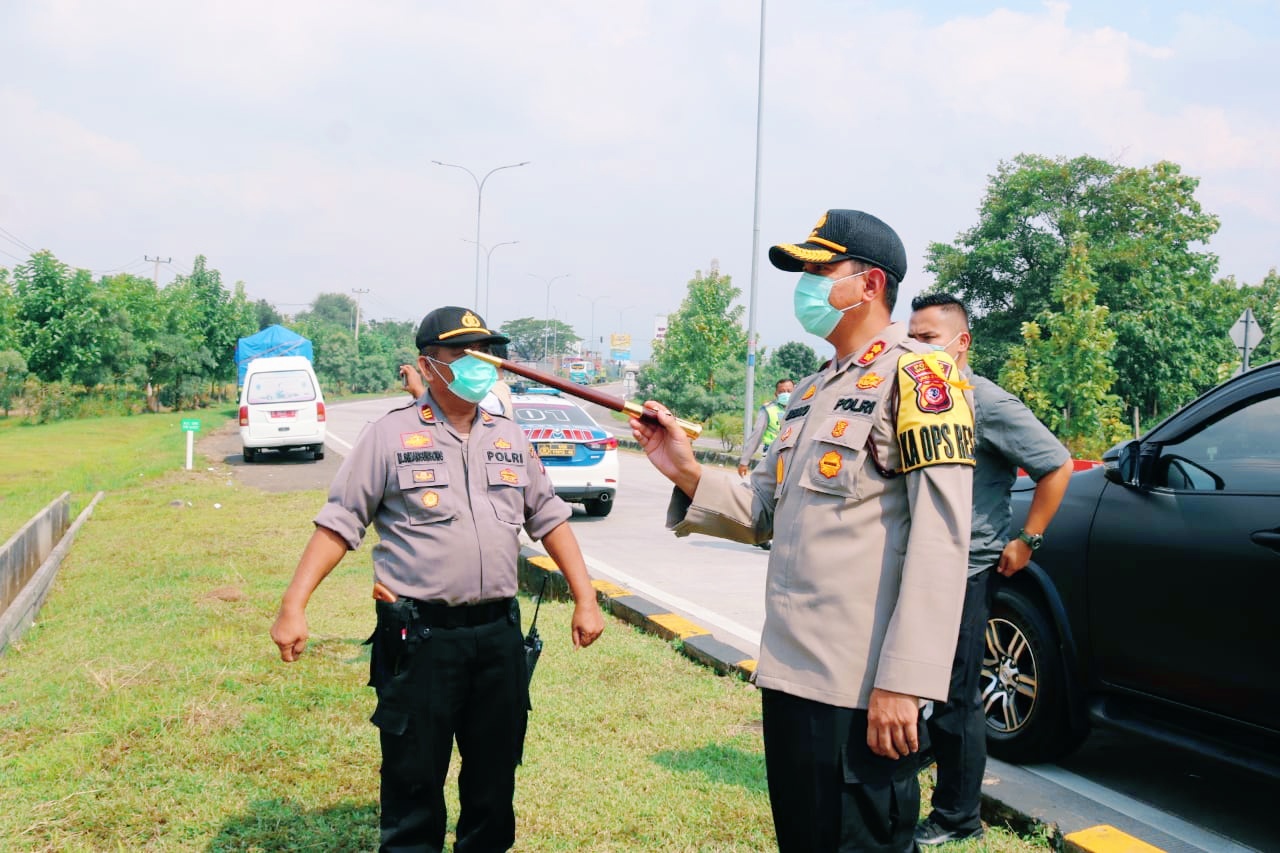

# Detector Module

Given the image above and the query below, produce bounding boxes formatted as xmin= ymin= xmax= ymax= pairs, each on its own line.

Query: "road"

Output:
xmin=211 ymin=392 xmax=1273 ymax=852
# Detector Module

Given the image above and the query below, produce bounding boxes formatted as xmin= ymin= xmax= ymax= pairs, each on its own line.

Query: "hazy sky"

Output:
xmin=2 ymin=1 xmax=1277 ymax=361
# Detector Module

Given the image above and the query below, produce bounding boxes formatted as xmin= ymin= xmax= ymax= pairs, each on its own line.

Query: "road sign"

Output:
xmin=181 ymin=419 xmax=201 ymax=432
xmin=1229 ymin=309 xmax=1265 ymax=370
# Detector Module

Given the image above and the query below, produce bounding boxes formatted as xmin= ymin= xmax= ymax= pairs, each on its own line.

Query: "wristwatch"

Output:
xmin=1017 ymin=529 xmax=1044 ymax=550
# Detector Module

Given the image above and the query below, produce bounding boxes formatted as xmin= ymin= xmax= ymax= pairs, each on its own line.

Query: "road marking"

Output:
xmin=325 ymin=432 xmax=352 ymax=451
xmin=1025 ymin=764 xmax=1256 ymax=852
xmin=648 ymin=613 xmax=710 ymax=639
xmin=578 ymin=553 xmax=762 ymax=650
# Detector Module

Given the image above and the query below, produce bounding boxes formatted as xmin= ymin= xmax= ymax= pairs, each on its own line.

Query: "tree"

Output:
xmin=641 ymin=261 xmax=747 ymax=421
xmin=252 ymin=298 xmax=284 ymax=329
xmin=0 ymin=350 xmax=27 ymax=416
xmin=498 ymin=316 xmax=580 ymax=362
xmin=769 ymin=341 xmax=820 ymax=382
xmin=926 ymin=154 xmax=1226 ymax=419
xmin=14 ymin=252 xmax=108 ymax=384
xmin=0 ymin=268 xmax=16 ymax=352
xmin=998 ymin=236 xmax=1126 ymax=457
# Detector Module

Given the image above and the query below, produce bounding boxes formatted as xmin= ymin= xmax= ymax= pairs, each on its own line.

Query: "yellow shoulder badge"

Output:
xmin=895 ymin=352 xmax=976 ymax=473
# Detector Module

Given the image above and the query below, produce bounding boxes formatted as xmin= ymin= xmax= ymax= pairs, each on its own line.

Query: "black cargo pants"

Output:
xmin=368 ymin=598 xmax=529 ymax=853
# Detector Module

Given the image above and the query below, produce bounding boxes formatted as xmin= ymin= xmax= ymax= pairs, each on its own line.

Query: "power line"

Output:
xmin=144 ymin=255 xmax=172 ymax=287
xmin=0 ymin=225 xmax=35 ymax=254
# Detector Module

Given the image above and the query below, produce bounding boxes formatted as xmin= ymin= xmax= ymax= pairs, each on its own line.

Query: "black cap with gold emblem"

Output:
xmin=415 ymin=306 xmax=510 ymax=351
xmin=769 ymin=209 xmax=908 ymax=282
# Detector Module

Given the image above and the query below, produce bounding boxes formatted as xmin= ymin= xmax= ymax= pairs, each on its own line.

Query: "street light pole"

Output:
xmin=743 ymin=0 xmax=767 ymax=447
xmin=432 ymin=159 xmax=530 ymax=307
xmin=462 ymin=239 xmax=519 ymax=320
xmin=529 ymin=272 xmax=570 ymax=364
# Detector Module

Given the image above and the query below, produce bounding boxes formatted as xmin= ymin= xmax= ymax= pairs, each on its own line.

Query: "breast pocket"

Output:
xmin=802 ymin=416 xmax=873 ymax=500
xmin=397 ymin=466 xmax=454 ymax=525
xmin=485 ymin=462 xmax=528 ymax=526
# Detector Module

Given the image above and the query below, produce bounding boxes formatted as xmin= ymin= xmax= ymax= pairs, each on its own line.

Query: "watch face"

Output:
xmin=1020 ymin=531 xmax=1043 ymax=550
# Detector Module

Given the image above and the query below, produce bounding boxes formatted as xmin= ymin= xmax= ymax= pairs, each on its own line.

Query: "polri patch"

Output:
xmin=895 ymin=352 xmax=975 ymax=473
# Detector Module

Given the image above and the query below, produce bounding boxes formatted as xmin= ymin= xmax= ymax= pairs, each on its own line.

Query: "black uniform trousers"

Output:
xmin=369 ymin=598 xmax=528 ymax=853
xmin=761 ymin=688 xmax=926 ymax=853
xmin=922 ymin=567 xmax=996 ymax=834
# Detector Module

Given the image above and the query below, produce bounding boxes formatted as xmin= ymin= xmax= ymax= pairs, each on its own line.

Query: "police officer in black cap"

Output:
xmin=272 ymin=305 xmax=605 ymax=853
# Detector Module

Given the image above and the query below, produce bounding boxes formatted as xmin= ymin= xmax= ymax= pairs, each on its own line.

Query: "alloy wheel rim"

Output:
xmin=982 ymin=616 xmax=1039 ymax=734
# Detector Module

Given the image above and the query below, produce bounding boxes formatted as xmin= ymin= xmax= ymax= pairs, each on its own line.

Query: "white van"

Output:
xmin=238 ymin=356 xmax=327 ymax=462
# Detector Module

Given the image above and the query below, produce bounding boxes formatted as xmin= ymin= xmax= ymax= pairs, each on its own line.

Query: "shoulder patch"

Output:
xmin=857 ymin=340 xmax=887 ymax=366
xmin=895 ymin=353 xmax=976 ymax=473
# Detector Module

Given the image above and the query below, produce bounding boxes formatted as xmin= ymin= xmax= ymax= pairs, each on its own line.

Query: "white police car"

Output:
xmin=509 ymin=390 xmax=619 ymax=517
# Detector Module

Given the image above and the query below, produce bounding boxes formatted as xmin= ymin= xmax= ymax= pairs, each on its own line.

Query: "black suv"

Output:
xmin=988 ymin=361 xmax=1280 ymax=779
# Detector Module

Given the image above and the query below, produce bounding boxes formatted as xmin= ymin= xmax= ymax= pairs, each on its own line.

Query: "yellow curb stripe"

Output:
xmin=648 ymin=613 xmax=710 ymax=639
xmin=736 ymin=659 xmax=757 ymax=674
xmin=527 ymin=556 xmax=561 ymax=572
xmin=1064 ymin=825 xmax=1165 ymax=853
xmin=591 ymin=579 xmax=631 ymax=597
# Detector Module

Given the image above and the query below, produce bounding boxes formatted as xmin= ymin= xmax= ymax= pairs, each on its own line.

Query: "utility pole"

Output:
xmin=351 ymin=288 xmax=370 ymax=354
xmin=145 ymin=255 xmax=172 ymax=287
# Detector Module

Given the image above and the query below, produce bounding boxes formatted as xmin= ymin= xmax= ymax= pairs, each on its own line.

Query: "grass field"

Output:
xmin=0 ymin=414 xmax=1053 ymax=852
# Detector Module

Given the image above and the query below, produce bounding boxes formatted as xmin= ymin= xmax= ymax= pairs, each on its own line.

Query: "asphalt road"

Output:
xmin=203 ymin=393 xmax=1273 ymax=852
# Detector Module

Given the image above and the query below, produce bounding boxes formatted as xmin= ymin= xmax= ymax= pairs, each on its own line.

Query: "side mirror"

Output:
xmin=1103 ymin=440 xmax=1140 ymax=486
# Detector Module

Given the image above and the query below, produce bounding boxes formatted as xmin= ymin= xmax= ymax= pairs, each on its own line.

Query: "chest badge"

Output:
xmin=401 ymin=431 xmax=433 ymax=449
xmin=818 ymin=450 xmax=843 ymax=478
xmin=494 ymin=437 xmax=512 ymax=449
xmin=856 ymin=373 xmax=884 ymax=389
xmin=422 ymin=491 xmax=440 ymax=508
xmin=500 ymin=468 xmax=519 ymax=484
xmin=831 ymin=420 xmax=848 ymax=438
xmin=801 ymin=385 xmax=816 ymax=401
xmin=413 ymin=469 xmax=436 ymax=483
xmin=857 ymin=340 xmax=887 ymax=366
xmin=778 ymin=426 xmax=793 ymax=443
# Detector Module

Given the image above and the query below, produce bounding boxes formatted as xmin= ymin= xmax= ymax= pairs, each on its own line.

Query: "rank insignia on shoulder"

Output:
xmin=401 ymin=431 xmax=433 ymax=449
xmin=419 ymin=405 xmax=436 ymax=423
xmin=801 ymin=386 xmax=816 ymax=401
xmin=422 ymin=491 xmax=440 ymax=508
xmin=480 ymin=411 xmax=492 ymax=424
xmin=818 ymin=450 xmax=843 ymax=478
xmin=500 ymin=468 xmax=519 ymax=484
xmin=857 ymin=340 xmax=887 ymax=366
xmin=856 ymin=372 xmax=884 ymax=389
xmin=494 ymin=437 xmax=512 ymax=449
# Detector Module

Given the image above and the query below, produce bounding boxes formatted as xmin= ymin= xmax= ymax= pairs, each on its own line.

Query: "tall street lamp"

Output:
xmin=432 ymin=159 xmax=530 ymax=307
xmin=577 ymin=293 xmax=609 ymax=363
xmin=529 ymin=272 xmax=570 ymax=364
xmin=743 ymin=0 xmax=767 ymax=447
xmin=462 ymin=238 xmax=519 ymax=321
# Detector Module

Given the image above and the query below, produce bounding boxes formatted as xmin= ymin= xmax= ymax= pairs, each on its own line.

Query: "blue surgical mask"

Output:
xmin=426 ymin=353 xmax=498 ymax=404
xmin=793 ymin=270 xmax=870 ymax=337
xmin=775 ymin=392 xmax=792 ymax=406
xmin=928 ymin=332 xmax=963 ymax=353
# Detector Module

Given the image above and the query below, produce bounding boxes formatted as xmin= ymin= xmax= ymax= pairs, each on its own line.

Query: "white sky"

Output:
xmin=1 ymin=0 xmax=1277 ymax=361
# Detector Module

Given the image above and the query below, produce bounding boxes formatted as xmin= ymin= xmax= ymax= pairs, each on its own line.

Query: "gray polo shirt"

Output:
xmin=969 ymin=374 xmax=1071 ymax=576
xmin=315 ymin=392 xmax=571 ymax=604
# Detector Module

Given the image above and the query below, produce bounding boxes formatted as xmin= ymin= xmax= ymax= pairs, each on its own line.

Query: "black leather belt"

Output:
xmin=409 ymin=597 xmax=513 ymax=628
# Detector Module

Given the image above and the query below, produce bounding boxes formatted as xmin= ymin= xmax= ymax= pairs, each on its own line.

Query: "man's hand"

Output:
xmin=271 ymin=607 xmax=309 ymax=662
xmin=629 ymin=400 xmax=701 ymax=497
xmin=997 ymin=538 xmax=1033 ymax=577
xmin=866 ymin=688 xmax=921 ymax=759
xmin=737 ymin=463 xmax=749 ymax=477
xmin=571 ymin=600 xmax=605 ymax=649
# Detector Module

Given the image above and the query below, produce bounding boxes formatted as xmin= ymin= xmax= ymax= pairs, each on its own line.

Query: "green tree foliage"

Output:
xmin=0 ymin=350 xmax=28 ymax=416
xmin=498 ymin=317 xmax=581 ymax=362
xmin=14 ymin=252 xmax=110 ymax=385
xmin=640 ymin=262 xmax=747 ymax=421
xmin=0 ymin=269 xmax=16 ymax=352
xmin=927 ymin=154 xmax=1229 ymax=420
xmin=998 ymin=236 xmax=1126 ymax=457
xmin=252 ymin=298 xmax=284 ymax=329
xmin=769 ymin=341 xmax=820 ymax=382
xmin=1219 ymin=269 xmax=1279 ymax=372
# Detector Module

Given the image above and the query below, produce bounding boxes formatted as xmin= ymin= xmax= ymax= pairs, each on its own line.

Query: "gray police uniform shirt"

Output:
xmin=667 ymin=323 xmax=975 ymax=709
xmin=969 ymin=374 xmax=1071 ymax=577
xmin=315 ymin=391 xmax=571 ymax=605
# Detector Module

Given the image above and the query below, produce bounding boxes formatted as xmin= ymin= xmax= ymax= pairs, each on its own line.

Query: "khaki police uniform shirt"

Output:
xmin=315 ymin=391 xmax=571 ymax=605
xmin=667 ymin=323 xmax=974 ymax=708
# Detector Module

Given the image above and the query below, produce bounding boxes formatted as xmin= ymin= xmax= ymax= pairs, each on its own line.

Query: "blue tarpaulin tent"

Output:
xmin=235 ymin=325 xmax=314 ymax=385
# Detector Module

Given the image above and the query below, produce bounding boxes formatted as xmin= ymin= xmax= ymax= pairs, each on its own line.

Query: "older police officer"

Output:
xmin=632 ymin=211 xmax=974 ymax=852
xmin=271 ymin=306 xmax=604 ymax=853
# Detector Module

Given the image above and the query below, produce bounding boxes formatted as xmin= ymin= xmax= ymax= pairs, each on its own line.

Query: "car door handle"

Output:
xmin=1251 ymin=531 xmax=1280 ymax=552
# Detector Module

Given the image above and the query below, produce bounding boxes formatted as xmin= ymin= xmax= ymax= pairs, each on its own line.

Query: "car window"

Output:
xmin=1155 ymin=392 xmax=1280 ymax=492
xmin=246 ymin=369 xmax=318 ymax=405
xmin=512 ymin=403 xmax=596 ymax=428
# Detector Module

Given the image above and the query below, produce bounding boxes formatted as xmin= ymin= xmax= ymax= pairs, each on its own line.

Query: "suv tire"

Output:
xmin=583 ymin=495 xmax=613 ymax=517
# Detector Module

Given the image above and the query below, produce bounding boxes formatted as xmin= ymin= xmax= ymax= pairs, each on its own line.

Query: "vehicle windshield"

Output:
xmin=246 ymin=370 xmax=318 ymax=405
xmin=513 ymin=403 xmax=596 ymax=428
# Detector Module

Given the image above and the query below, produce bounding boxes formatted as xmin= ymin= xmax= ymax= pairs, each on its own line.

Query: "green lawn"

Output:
xmin=0 ymin=415 xmax=1053 ymax=852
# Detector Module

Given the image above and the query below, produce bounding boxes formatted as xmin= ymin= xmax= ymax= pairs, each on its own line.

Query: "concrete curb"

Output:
xmin=517 ymin=545 xmax=1177 ymax=853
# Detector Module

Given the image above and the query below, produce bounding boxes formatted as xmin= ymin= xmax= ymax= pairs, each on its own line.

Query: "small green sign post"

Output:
xmin=181 ymin=419 xmax=201 ymax=470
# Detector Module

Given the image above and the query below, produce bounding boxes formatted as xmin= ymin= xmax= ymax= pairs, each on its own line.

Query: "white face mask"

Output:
xmin=928 ymin=331 xmax=963 ymax=353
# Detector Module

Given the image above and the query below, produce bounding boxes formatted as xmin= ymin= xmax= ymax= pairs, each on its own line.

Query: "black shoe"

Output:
xmin=755 ymin=541 xmax=771 ymax=551
xmin=914 ymin=818 xmax=983 ymax=846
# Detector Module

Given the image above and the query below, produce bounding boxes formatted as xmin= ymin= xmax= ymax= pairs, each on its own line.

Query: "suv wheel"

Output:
xmin=583 ymin=495 xmax=613 ymax=517
xmin=243 ymin=447 xmax=256 ymax=463
xmin=982 ymin=586 xmax=1082 ymax=763
xmin=313 ymin=445 xmax=325 ymax=461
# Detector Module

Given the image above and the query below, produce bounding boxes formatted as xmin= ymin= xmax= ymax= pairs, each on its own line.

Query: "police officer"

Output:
xmin=632 ymin=210 xmax=974 ymax=853
xmin=907 ymin=293 xmax=1072 ymax=846
xmin=271 ymin=306 xmax=605 ymax=853
xmin=737 ymin=378 xmax=796 ymax=478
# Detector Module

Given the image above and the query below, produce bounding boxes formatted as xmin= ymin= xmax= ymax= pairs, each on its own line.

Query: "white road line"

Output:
xmin=325 ymin=432 xmax=352 ymax=452
xmin=1024 ymin=764 xmax=1259 ymax=852
xmin=578 ymin=552 xmax=763 ymax=651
